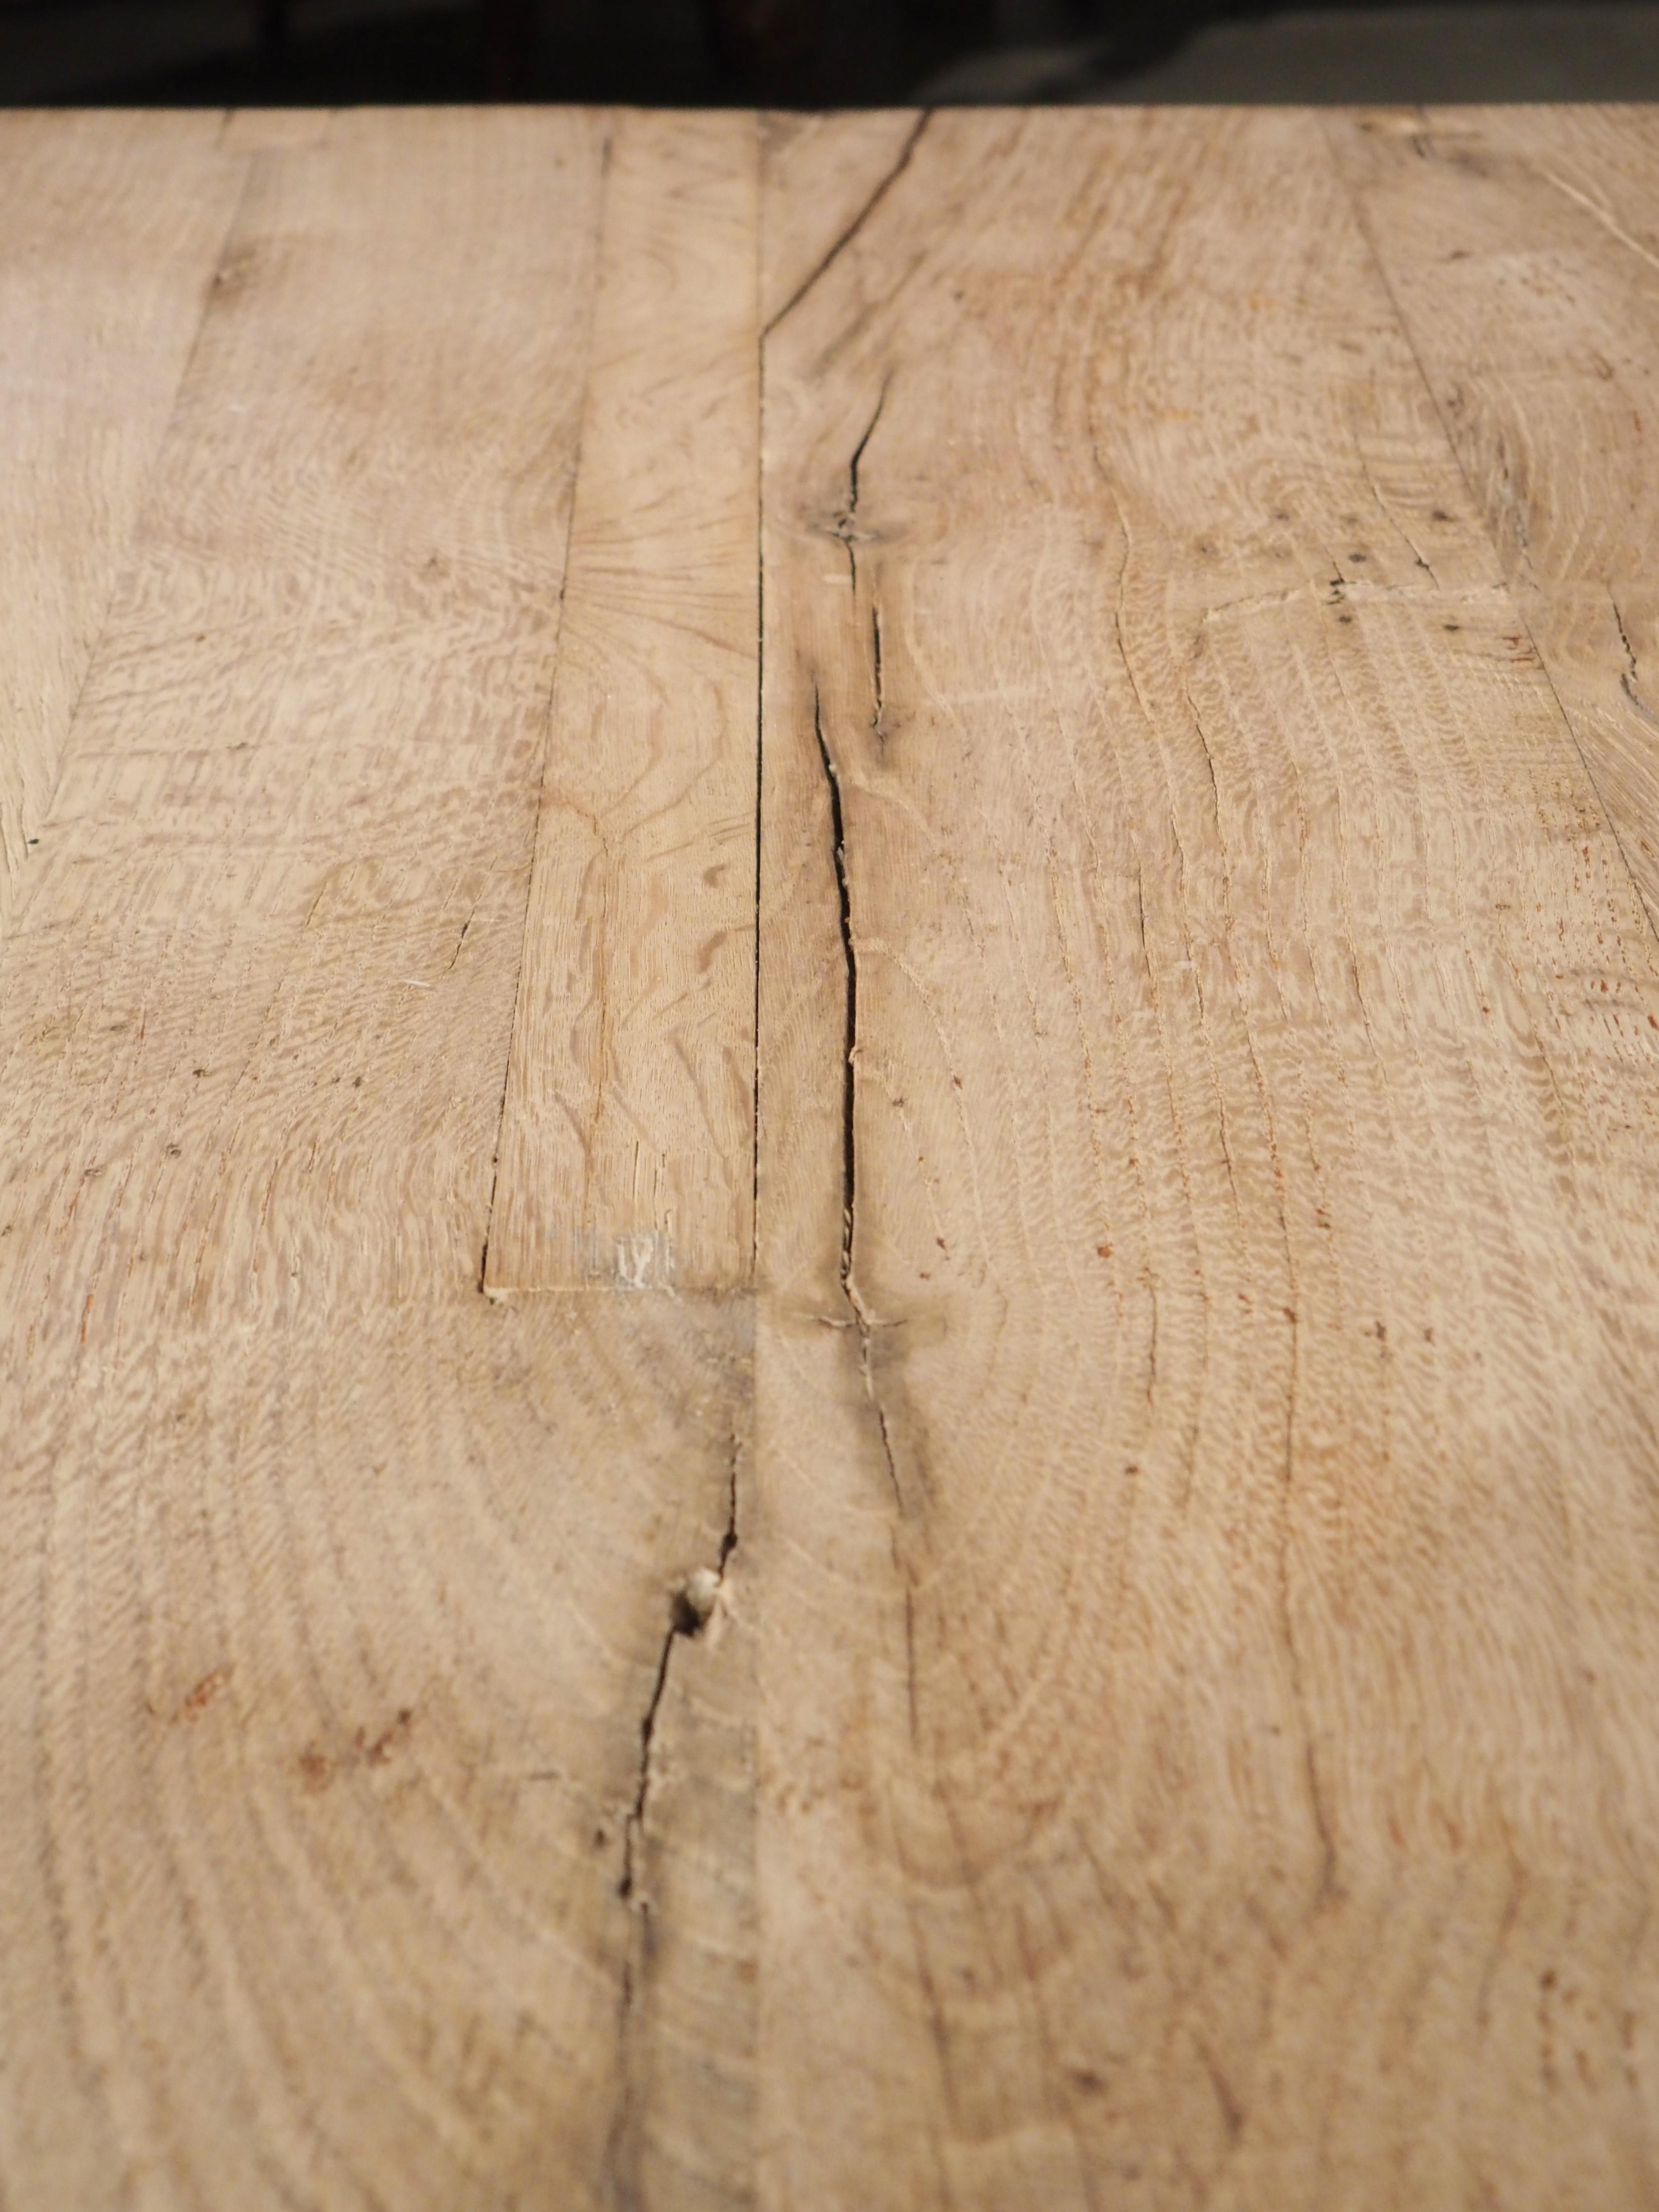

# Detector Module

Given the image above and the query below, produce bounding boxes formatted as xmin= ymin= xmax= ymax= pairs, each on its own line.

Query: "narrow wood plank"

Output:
xmin=0 ymin=110 xmax=757 ymax=2212
xmin=486 ymin=110 xmax=761 ymax=1294
xmin=0 ymin=111 xmax=244 ymax=934
xmin=1330 ymin=103 xmax=1659 ymax=931
xmin=757 ymin=105 xmax=1659 ymax=2211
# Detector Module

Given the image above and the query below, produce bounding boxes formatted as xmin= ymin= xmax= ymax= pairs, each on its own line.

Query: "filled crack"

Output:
xmin=813 ymin=685 xmax=904 ymax=1514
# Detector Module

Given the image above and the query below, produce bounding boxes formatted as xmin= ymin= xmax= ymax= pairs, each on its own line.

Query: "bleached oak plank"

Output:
xmin=756 ymin=105 xmax=1659 ymax=2212
xmin=0 ymin=111 xmax=244 ymax=933
xmin=8 ymin=100 xmax=1659 ymax=2212
xmin=0 ymin=109 xmax=759 ymax=2212
xmin=1 ymin=1293 xmax=749 ymax=2211
xmin=486 ymin=110 xmax=761 ymax=1294
xmin=1330 ymin=103 xmax=1659 ymax=929
xmin=0 ymin=108 xmax=605 ymax=1329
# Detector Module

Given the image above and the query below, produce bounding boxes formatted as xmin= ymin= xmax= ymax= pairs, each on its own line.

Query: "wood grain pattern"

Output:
xmin=757 ymin=104 xmax=1659 ymax=2211
xmin=759 ymin=108 xmax=929 ymax=333
xmin=0 ymin=108 xmax=755 ymax=2212
xmin=5 ymin=102 xmax=1659 ymax=2212
xmin=1 ymin=1293 xmax=748 ymax=2210
xmin=0 ymin=107 xmax=606 ymax=1329
xmin=1329 ymin=104 xmax=1659 ymax=930
xmin=0 ymin=111 xmax=243 ymax=933
xmin=487 ymin=110 xmax=760 ymax=1294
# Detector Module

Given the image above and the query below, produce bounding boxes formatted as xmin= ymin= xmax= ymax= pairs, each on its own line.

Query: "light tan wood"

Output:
xmin=0 ymin=110 xmax=243 ymax=933
xmin=757 ymin=104 xmax=1659 ymax=2211
xmin=759 ymin=108 xmax=928 ymax=333
xmin=0 ymin=107 xmax=746 ymax=2211
xmin=220 ymin=107 xmax=334 ymax=153
xmin=1329 ymin=104 xmax=1659 ymax=930
xmin=486 ymin=109 xmax=761 ymax=1295
xmin=4 ymin=101 xmax=1659 ymax=2212
xmin=1 ymin=1294 xmax=748 ymax=2210
xmin=0 ymin=106 xmax=607 ymax=1330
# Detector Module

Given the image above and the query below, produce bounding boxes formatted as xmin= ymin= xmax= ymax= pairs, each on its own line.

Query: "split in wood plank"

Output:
xmin=757 ymin=103 xmax=1659 ymax=2211
xmin=2 ymin=101 xmax=1658 ymax=2212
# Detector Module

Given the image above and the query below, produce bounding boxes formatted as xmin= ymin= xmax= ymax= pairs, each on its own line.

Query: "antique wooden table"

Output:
xmin=3 ymin=102 xmax=1657 ymax=2209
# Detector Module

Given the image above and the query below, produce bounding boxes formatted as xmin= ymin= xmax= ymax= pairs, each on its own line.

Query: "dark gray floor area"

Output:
xmin=926 ymin=2 xmax=1659 ymax=99
xmin=3 ymin=0 xmax=1658 ymax=111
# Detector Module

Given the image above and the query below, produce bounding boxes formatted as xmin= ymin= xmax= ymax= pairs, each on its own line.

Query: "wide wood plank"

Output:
xmin=0 ymin=109 xmax=758 ymax=2212
xmin=0 ymin=111 xmax=243 ymax=934
xmin=1330 ymin=103 xmax=1659 ymax=931
xmin=486 ymin=110 xmax=761 ymax=1295
xmin=8 ymin=101 xmax=1659 ymax=2212
xmin=756 ymin=105 xmax=1659 ymax=2211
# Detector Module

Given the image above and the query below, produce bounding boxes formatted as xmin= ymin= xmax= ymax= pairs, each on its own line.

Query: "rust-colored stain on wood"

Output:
xmin=2 ymin=101 xmax=1657 ymax=2211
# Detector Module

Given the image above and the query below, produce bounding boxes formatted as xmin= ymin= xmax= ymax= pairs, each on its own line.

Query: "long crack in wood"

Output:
xmin=814 ymin=686 xmax=904 ymax=1514
xmin=617 ymin=1439 xmax=740 ymax=1906
xmin=608 ymin=1433 xmax=741 ymax=2198
xmin=618 ymin=1631 xmax=676 ymax=1907
xmin=814 ymin=683 xmax=858 ymax=1282
xmin=836 ymin=385 xmax=887 ymax=591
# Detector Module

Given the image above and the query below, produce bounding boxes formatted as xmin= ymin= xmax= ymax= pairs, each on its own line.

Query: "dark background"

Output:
xmin=5 ymin=0 xmax=1659 ymax=111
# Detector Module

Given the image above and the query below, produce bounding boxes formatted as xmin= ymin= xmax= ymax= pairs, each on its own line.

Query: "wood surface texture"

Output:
xmin=1 ymin=102 xmax=1656 ymax=2212
xmin=1329 ymin=106 xmax=1659 ymax=926
xmin=0 ymin=110 xmax=243 ymax=933
xmin=487 ymin=110 xmax=761 ymax=1296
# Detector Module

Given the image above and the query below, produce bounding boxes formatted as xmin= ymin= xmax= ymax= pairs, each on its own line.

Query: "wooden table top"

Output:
xmin=3 ymin=101 xmax=1658 ymax=2209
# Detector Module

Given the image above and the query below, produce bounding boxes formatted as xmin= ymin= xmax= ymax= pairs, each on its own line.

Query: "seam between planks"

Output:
xmin=752 ymin=113 xmax=766 ymax=1288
